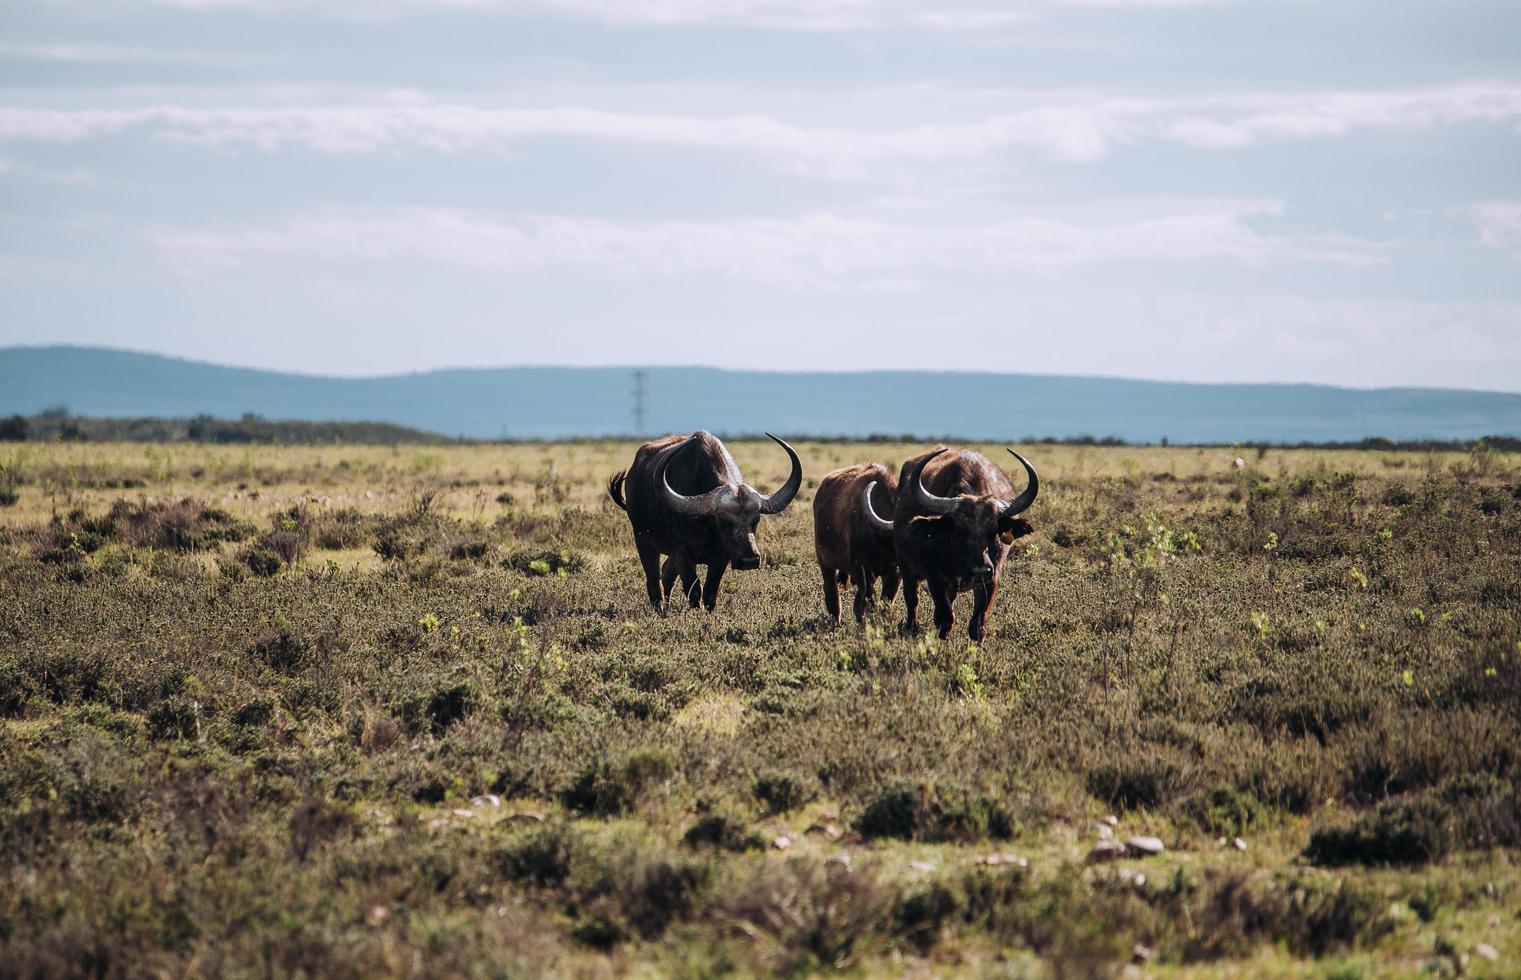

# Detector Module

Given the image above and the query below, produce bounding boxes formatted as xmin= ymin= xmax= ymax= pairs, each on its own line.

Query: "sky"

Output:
xmin=2 ymin=0 xmax=1520 ymax=389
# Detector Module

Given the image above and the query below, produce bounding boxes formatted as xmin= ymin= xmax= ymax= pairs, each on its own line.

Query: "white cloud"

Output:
xmin=3 ymin=83 xmax=1517 ymax=174
xmin=132 ymin=0 xmax=1219 ymax=30
xmin=0 ymin=154 xmax=100 ymax=185
xmin=1469 ymin=202 xmax=1521 ymax=260
xmin=1160 ymin=87 xmax=1521 ymax=148
xmin=0 ymin=41 xmax=244 ymax=66
xmin=1138 ymin=294 xmax=1521 ymax=383
xmin=146 ymin=202 xmax=1381 ymax=287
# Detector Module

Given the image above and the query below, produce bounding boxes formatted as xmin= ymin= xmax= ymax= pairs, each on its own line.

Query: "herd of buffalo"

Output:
xmin=608 ymin=431 xmax=1039 ymax=641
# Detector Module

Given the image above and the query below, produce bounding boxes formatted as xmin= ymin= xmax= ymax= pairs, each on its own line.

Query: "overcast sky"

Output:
xmin=2 ymin=0 xmax=1520 ymax=388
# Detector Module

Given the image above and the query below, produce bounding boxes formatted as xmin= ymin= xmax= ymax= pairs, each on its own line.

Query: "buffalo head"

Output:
xmin=869 ymin=448 xmax=1038 ymax=579
xmin=654 ymin=432 xmax=802 ymax=570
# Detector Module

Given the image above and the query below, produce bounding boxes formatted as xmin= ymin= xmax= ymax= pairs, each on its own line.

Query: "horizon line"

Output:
xmin=6 ymin=342 xmax=1521 ymax=399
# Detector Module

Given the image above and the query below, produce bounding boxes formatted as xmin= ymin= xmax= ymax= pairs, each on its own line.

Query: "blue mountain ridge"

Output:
xmin=3 ymin=346 xmax=1519 ymax=443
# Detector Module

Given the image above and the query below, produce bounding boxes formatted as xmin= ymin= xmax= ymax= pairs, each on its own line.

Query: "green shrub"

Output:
xmin=856 ymin=783 xmax=1014 ymax=843
xmin=1306 ymin=795 xmax=1454 ymax=866
xmin=1182 ymin=870 xmax=1394 ymax=958
xmin=571 ymin=915 xmax=626 ymax=950
xmin=239 ymin=545 xmax=283 ymax=577
xmin=1086 ymin=756 xmax=1193 ymax=812
xmin=287 ymin=797 xmax=351 ymax=862
xmin=856 ymin=784 xmax=921 ymax=840
xmin=394 ymin=679 xmax=480 ymax=736
xmin=618 ymin=858 xmax=708 ymax=938
xmin=372 ymin=509 xmax=447 ymax=561
xmin=147 ymin=698 xmax=200 ymax=742
xmin=448 ymin=537 xmax=491 ymax=561
xmin=718 ymin=857 xmax=888 ymax=972
xmin=312 ymin=507 xmax=374 ymax=549
xmin=504 ymin=548 xmax=584 ymax=577
xmin=259 ymin=529 xmax=307 ymax=566
xmin=496 ymin=823 xmax=578 ymax=886
xmin=107 ymin=498 xmax=250 ymax=551
xmin=232 ymin=698 xmax=273 ymax=728
xmin=895 ymin=882 xmax=963 ymax=953
xmin=682 ymin=814 xmax=764 ymax=852
xmin=1186 ymin=785 xmax=1268 ymax=837
xmin=559 ymin=749 xmax=673 ymax=816
xmin=248 ymin=627 xmax=311 ymax=674
xmin=753 ymin=772 xmax=812 ymax=815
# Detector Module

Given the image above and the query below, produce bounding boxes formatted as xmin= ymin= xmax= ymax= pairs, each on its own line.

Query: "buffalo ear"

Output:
xmin=998 ymin=518 xmax=1036 ymax=544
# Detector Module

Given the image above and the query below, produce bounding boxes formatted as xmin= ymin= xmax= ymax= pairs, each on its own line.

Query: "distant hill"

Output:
xmin=4 ymin=345 xmax=1520 ymax=444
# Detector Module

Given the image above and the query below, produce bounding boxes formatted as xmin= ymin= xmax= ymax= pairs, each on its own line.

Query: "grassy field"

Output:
xmin=1 ymin=439 xmax=1518 ymax=977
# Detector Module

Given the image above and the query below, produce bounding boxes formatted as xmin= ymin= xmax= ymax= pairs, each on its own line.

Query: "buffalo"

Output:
xmin=609 ymin=431 xmax=802 ymax=612
xmin=863 ymin=446 xmax=1037 ymax=642
xmin=813 ymin=462 xmax=900 ymax=623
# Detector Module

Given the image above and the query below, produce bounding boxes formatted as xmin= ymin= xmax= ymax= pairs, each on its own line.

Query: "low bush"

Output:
xmin=753 ymin=771 xmax=813 ymax=815
xmin=1185 ymin=785 xmax=1269 ymax=837
xmin=248 ymin=626 xmax=312 ymax=674
xmin=682 ymin=813 xmax=765 ymax=852
xmin=394 ymin=678 xmax=480 ymax=736
xmin=238 ymin=544 xmax=284 ymax=577
xmin=855 ymin=782 xmax=1015 ymax=843
xmin=107 ymin=498 xmax=251 ymax=551
xmin=559 ymin=749 xmax=674 ymax=817
xmin=1085 ymin=755 xmax=1196 ymax=812
xmin=504 ymin=548 xmax=585 ymax=577
xmin=496 ymin=822 xmax=579 ymax=886
xmin=312 ymin=507 xmax=375 ymax=549
xmin=1307 ymin=776 xmax=1521 ymax=867
xmin=717 ymin=857 xmax=889 ymax=973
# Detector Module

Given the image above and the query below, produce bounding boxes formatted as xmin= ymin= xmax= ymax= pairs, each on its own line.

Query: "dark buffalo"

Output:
xmin=609 ymin=430 xmax=802 ymax=612
xmin=863 ymin=446 xmax=1037 ymax=642
xmin=813 ymin=463 xmax=901 ymax=623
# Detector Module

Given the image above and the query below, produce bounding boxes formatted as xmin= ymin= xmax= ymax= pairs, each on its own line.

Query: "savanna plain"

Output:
xmin=1 ymin=439 xmax=1518 ymax=978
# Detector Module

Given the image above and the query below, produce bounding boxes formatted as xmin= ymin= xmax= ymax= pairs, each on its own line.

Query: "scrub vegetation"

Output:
xmin=1 ymin=440 xmax=1518 ymax=976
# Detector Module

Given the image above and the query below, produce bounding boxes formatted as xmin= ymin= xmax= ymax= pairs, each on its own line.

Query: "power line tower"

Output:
xmin=630 ymin=369 xmax=648 ymax=436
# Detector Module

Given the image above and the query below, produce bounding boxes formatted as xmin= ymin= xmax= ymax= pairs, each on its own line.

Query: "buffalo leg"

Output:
xmin=928 ymin=577 xmax=956 ymax=639
xmin=660 ymin=557 xmax=680 ymax=600
xmin=701 ymin=558 xmax=729 ymax=612
xmin=660 ymin=556 xmax=699 ymax=606
xmin=901 ymin=575 xmax=920 ymax=634
xmin=851 ymin=566 xmax=873 ymax=623
xmin=636 ymin=538 xmax=664 ymax=612
xmin=880 ymin=568 xmax=900 ymax=604
xmin=968 ymin=576 xmax=997 ymax=643
xmin=821 ymin=566 xmax=841 ymax=621
xmin=678 ymin=558 xmax=701 ymax=608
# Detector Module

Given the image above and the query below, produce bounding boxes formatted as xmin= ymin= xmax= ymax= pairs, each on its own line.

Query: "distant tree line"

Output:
xmin=0 ymin=412 xmax=1515 ymax=451
xmin=0 ymin=411 xmax=450 ymax=445
xmin=1268 ymin=435 xmax=1521 ymax=453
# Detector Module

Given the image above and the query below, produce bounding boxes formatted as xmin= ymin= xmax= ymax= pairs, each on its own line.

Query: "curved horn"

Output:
xmin=756 ymin=433 xmax=803 ymax=515
xmin=861 ymin=480 xmax=895 ymax=534
xmin=656 ymin=439 xmax=725 ymax=517
xmin=998 ymin=449 xmax=1039 ymax=523
xmin=907 ymin=448 xmax=956 ymax=515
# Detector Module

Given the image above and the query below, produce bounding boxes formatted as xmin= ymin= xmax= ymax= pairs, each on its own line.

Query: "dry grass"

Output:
xmin=0 ymin=439 xmax=1518 ymax=976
